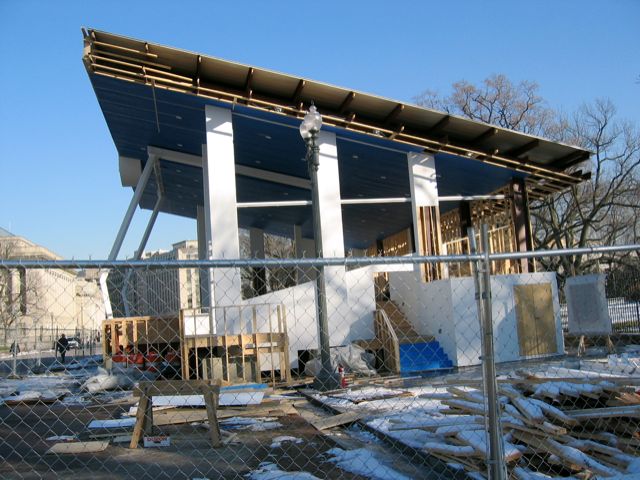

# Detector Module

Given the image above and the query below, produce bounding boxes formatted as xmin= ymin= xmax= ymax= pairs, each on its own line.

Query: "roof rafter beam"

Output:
xmin=292 ymin=79 xmax=305 ymax=105
xmin=338 ymin=91 xmax=356 ymax=114
xmin=506 ymin=139 xmax=540 ymax=158
xmin=426 ymin=115 xmax=450 ymax=135
xmin=389 ymin=125 xmax=405 ymax=140
xmin=244 ymin=67 xmax=255 ymax=98
xmin=469 ymin=127 xmax=498 ymax=147
xmin=383 ymin=103 xmax=404 ymax=125
xmin=556 ymin=150 xmax=591 ymax=168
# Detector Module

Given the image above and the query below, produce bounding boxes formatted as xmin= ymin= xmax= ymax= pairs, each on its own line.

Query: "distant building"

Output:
xmin=0 ymin=228 xmax=104 ymax=341
xmin=108 ymin=240 xmax=201 ymax=317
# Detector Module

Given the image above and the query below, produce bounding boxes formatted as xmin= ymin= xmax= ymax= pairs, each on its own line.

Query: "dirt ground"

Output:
xmin=0 ymin=402 xmax=371 ymax=480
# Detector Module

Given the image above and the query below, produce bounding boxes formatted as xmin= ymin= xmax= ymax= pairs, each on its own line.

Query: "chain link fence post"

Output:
xmin=471 ymin=224 xmax=507 ymax=479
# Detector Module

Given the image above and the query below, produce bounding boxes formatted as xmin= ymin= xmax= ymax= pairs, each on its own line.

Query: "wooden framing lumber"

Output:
xmin=511 ymin=431 xmax=621 ymax=477
xmin=310 ymin=411 xmax=364 ymax=431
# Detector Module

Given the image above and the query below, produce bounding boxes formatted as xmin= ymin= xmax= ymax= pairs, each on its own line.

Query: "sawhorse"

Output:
xmin=129 ymin=379 xmax=222 ymax=449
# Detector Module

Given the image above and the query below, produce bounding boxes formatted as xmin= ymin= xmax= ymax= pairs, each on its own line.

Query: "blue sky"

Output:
xmin=1 ymin=1 xmax=638 ymax=259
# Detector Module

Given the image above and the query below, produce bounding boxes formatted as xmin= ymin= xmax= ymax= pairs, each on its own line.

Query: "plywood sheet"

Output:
xmin=514 ymin=283 xmax=557 ymax=357
xmin=45 ymin=441 xmax=109 ymax=455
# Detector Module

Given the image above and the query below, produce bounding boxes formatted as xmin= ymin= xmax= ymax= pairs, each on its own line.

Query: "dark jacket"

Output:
xmin=57 ymin=337 xmax=69 ymax=353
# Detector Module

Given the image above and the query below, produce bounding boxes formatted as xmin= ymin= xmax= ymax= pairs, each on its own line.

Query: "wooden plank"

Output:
xmin=352 ymin=391 xmax=414 ymax=404
xmin=203 ymin=386 xmax=222 ymax=448
xmin=129 ymin=390 xmax=149 ymax=449
xmin=46 ymin=441 xmax=109 ymax=455
xmin=502 ymin=421 xmax=567 ymax=437
xmin=514 ymin=284 xmax=537 ymax=356
xmin=239 ymin=306 xmax=246 ymax=383
xmin=152 ymin=406 xmax=295 ymax=426
xmin=565 ymin=405 xmax=640 ymax=419
xmin=269 ymin=305 xmax=275 ymax=388
xmin=310 ymin=411 xmax=363 ymax=431
xmin=511 ymin=431 xmax=620 ymax=477
xmin=514 ymin=283 xmax=557 ymax=356
xmin=133 ymin=380 xmax=222 ymax=397
xmin=152 ymin=409 xmax=209 ymax=426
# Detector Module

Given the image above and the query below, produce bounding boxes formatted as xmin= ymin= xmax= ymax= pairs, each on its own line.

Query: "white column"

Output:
xmin=203 ymin=105 xmax=242 ymax=313
xmin=315 ymin=131 xmax=349 ymax=345
xmin=317 ymin=131 xmax=345 ymax=258
xmin=407 ymin=151 xmax=444 ymax=274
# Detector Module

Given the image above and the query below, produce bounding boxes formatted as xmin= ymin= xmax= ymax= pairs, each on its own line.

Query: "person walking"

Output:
xmin=57 ymin=334 xmax=69 ymax=364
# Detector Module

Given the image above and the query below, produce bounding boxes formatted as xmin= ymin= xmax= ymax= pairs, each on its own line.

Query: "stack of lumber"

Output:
xmin=411 ymin=376 xmax=640 ymax=478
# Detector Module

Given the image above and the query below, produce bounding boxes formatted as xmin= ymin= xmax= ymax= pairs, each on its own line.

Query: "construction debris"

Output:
xmin=310 ymin=411 xmax=363 ymax=431
xmin=422 ymin=376 xmax=640 ymax=478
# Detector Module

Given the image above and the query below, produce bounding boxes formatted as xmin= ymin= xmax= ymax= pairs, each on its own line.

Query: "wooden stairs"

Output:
xmin=376 ymin=300 xmax=434 ymax=345
xmin=374 ymin=300 xmax=453 ymax=374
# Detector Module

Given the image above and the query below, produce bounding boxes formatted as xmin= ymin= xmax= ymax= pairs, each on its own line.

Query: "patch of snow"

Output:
xmin=423 ymin=441 xmax=475 ymax=455
xmin=82 ymin=368 xmax=133 ymax=393
xmin=219 ymin=417 xmax=282 ymax=432
xmin=246 ymin=462 xmax=320 ymax=480
xmin=88 ymin=417 xmax=137 ymax=429
xmin=45 ymin=435 xmax=77 ymax=442
xmin=3 ymin=391 xmax=42 ymax=403
xmin=346 ymin=425 xmax=381 ymax=445
xmin=325 ymin=447 xmax=411 ymax=480
xmin=60 ymin=395 xmax=91 ymax=406
xmin=269 ymin=436 xmax=303 ymax=448
xmin=147 ymin=391 xmax=264 ymax=407
xmin=324 ymin=386 xmax=406 ymax=402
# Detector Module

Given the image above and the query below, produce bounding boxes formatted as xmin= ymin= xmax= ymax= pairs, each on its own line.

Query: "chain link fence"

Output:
xmin=1 ymin=241 xmax=639 ymax=479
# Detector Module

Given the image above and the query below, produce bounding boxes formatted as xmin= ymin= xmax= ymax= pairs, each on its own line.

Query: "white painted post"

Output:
xmin=407 ymin=152 xmax=445 ymax=276
xmin=315 ymin=131 xmax=349 ymax=345
xmin=203 ymin=105 xmax=242 ymax=330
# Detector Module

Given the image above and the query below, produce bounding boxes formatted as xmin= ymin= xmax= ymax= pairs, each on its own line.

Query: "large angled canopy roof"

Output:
xmin=82 ymin=28 xmax=590 ymax=248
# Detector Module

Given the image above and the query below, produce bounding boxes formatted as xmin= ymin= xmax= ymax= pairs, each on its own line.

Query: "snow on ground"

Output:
xmin=246 ymin=462 xmax=320 ymax=480
xmin=219 ymin=417 xmax=282 ymax=432
xmin=60 ymin=394 xmax=92 ymax=406
xmin=0 ymin=349 xmax=56 ymax=360
xmin=88 ymin=418 xmax=137 ymax=429
xmin=81 ymin=368 xmax=133 ymax=393
xmin=313 ymin=384 xmax=447 ymax=416
xmin=269 ymin=436 xmax=303 ymax=448
xmin=0 ymin=373 xmax=79 ymax=392
xmin=325 ymin=386 xmax=407 ymax=402
xmin=325 ymin=447 xmax=411 ymax=480
xmin=45 ymin=435 xmax=77 ymax=442
xmin=345 ymin=425 xmax=382 ymax=445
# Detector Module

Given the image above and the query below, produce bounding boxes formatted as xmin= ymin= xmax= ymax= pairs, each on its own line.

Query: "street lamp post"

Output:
xmin=299 ymin=104 xmax=341 ymax=392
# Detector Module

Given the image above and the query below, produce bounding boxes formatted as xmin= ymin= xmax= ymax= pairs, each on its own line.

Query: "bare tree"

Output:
xmin=264 ymin=233 xmax=296 ymax=292
xmin=531 ymin=100 xmax=640 ymax=278
xmin=415 ymin=77 xmax=640 ymax=281
xmin=239 ymin=230 xmax=297 ymax=299
xmin=414 ymin=74 xmax=557 ymax=135
xmin=0 ymin=240 xmax=43 ymax=344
